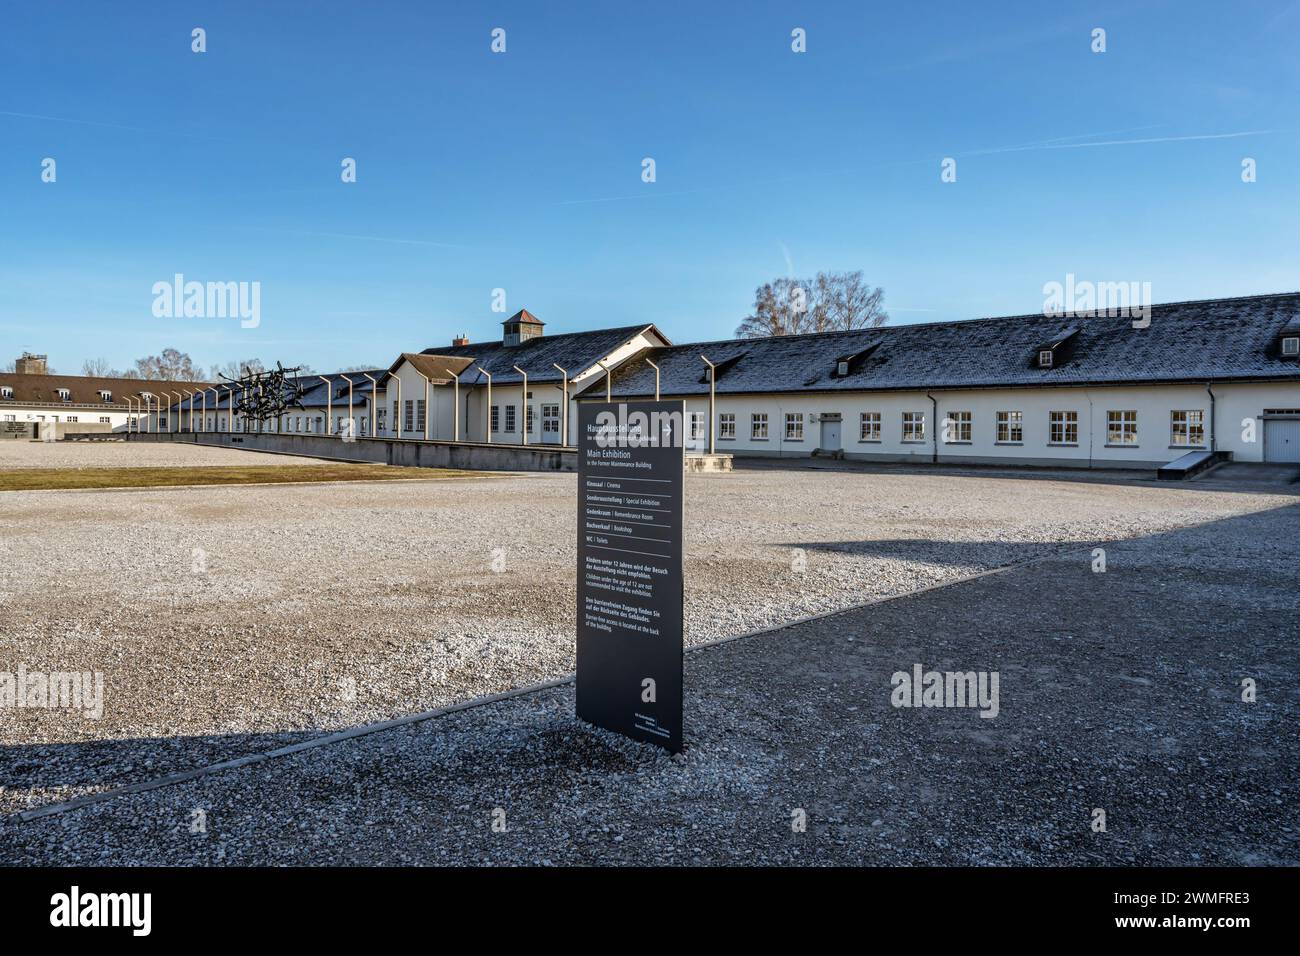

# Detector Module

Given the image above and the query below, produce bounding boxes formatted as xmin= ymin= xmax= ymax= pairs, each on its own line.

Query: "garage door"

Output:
xmin=1264 ymin=419 xmax=1300 ymax=462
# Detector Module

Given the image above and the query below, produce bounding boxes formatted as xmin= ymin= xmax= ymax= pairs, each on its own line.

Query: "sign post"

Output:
xmin=576 ymin=400 xmax=684 ymax=752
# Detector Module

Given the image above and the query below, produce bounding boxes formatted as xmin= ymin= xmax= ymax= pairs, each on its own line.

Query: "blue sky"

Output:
xmin=1 ymin=0 xmax=1297 ymax=373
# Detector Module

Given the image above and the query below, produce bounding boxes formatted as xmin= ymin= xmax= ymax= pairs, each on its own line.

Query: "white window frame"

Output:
xmin=996 ymin=410 xmax=1023 ymax=444
xmin=0 ymin=386 xmax=12 ymax=399
xmin=1038 ymin=350 xmax=1054 ymax=368
xmin=688 ymin=412 xmax=706 ymax=442
xmin=751 ymin=413 xmax=768 ymax=440
xmin=719 ymin=412 xmax=735 ymax=440
xmin=859 ymin=411 xmax=881 ymax=442
xmin=491 ymin=405 xmax=500 ymax=433
xmin=505 ymin=405 xmax=517 ymax=434
xmin=944 ymin=410 xmax=972 ymax=444
xmin=541 ymin=403 xmax=560 ymax=434
xmin=785 ymin=412 xmax=804 ymax=441
xmin=1107 ymin=410 xmax=1138 ymax=446
xmin=1049 ymin=410 xmax=1079 ymax=445
xmin=1283 ymin=336 xmax=1299 ymax=356
xmin=902 ymin=411 xmax=925 ymax=443
xmin=1170 ymin=409 xmax=1205 ymax=448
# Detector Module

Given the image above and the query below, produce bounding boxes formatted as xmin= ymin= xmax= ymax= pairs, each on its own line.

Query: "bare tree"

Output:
xmin=81 ymin=358 xmax=118 ymax=377
xmin=208 ymin=359 xmax=267 ymax=381
xmin=736 ymin=271 xmax=888 ymax=338
xmin=133 ymin=348 xmax=199 ymax=381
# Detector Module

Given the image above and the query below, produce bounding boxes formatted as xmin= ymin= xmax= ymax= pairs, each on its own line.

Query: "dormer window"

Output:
xmin=837 ymin=360 xmax=849 ymax=377
xmin=1284 ymin=336 xmax=1300 ymax=357
xmin=57 ymin=388 xmax=71 ymax=401
xmin=100 ymin=389 xmax=112 ymax=402
xmin=1038 ymin=350 xmax=1054 ymax=369
xmin=0 ymin=386 xmax=12 ymax=400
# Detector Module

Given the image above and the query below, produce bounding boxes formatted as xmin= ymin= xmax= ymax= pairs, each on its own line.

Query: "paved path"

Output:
xmin=3 ymin=502 xmax=1297 ymax=865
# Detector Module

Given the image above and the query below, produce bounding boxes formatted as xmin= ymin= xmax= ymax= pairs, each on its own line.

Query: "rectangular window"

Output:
xmin=688 ymin=412 xmax=706 ymax=441
xmin=1170 ymin=410 xmax=1204 ymax=447
xmin=785 ymin=412 xmax=804 ymax=440
xmin=542 ymin=404 xmax=560 ymax=434
xmin=1049 ymin=410 xmax=1079 ymax=445
xmin=415 ymin=400 xmax=426 ymax=432
xmin=57 ymin=388 xmax=71 ymax=401
xmin=719 ymin=413 xmax=736 ymax=440
xmin=506 ymin=405 xmax=517 ymax=433
xmin=491 ymin=405 xmax=500 ymax=433
xmin=99 ymin=416 xmax=111 ymax=424
xmin=3 ymin=414 xmax=15 ymax=422
xmin=944 ymin=410 xmax=972 ymax=443
xmin=1107 ymin=410 xmax=1138 ymax=445
xmin=404 ymin=400 xmax=415 ymax=432
xmin=392 ymin=401 xmax=399 ymax=434
xmin=1038 ymin=350 xmax=1054 ymax=368
xmin=100 ymin=390 xmax=112 ymax=402
xmin=996 ymin=410 xmax=1023 ymax=444
xmin=751 ymin=413 xmax=768 ymax=440
xmin=0 ymin=387 xmax=12 ymax=399
xmin=1283 ymin=337 xmax=1299 ymax=356
xmin=526 ymin=404 xmax=535 ymax=433
xmin=859 ymin=411 xmax=881 ymax=441
xmin=902 ymin=411 xmax=925 ymax=442
xmin=66 ymin=416 xmax=78 ymax=423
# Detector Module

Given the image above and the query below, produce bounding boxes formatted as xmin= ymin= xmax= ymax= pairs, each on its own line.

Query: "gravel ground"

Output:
xmin=0 ymin=440 xmax=327 ymax=469
xmin=1 ymin=460 xmax=1296 ymax=821
xmin=2 ymin=494 xmax=1295 ymax=865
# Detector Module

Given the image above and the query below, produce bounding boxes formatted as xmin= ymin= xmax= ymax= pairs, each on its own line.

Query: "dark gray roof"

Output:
xmin=421 ymin=324 xmax=661 ymax=387
xmin=600 ymin=292 xmax=1300 ymax=397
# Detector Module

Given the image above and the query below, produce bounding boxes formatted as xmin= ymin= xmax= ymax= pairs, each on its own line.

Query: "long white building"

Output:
xmin=153 ymin=295 xmax=1300 ymax=468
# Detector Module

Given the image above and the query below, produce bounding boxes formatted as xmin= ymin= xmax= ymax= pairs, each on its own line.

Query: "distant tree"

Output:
xmin=133 ymin=348 xmax=199 ymax=381
xmin=736 ymin=270 xmax=888 ymax=338
xmin=338 ymin=364 xmax=379 ymax=373
xmin=0 ymin=360 xmax=14 ymax=373
xmin=209 ymin=359 xmax=267 ymax=381
xmin=81 ymin=357 xmax=118 ymax=377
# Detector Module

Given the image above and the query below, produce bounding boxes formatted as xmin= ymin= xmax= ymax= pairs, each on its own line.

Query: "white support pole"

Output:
xmin=552 ymin=363 xmax=568 ymax=446
xmin=443 ymin=371 xmax=459 ymax=442
xmin=346 ymin=376 xmax=355 ymax=438
xmin=476 ymin=367 xmax=492 ymax=443
xmin=319 ymin=376 xmax=334 ymax=436
xmin=597 ymin=360 xmax=611 ymax=402
xmin=512 ymin=366 xmax=528 ymax=445
xmin=362 ymin=374 xmax=378 ymax=438
xmin=700 ymin=354 xmax=717 ymax=455
xmin=414 ymin=370 xmax=432 ymax=441
xmin=394 ymin=376 xmax=402 ymax=439
xmin=646 ymin=359 xmax=660 ymax=401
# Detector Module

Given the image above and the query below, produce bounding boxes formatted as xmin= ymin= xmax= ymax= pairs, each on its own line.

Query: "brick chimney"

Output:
xmin=15 ymin=352 xmax=48 ymax=375
xmin=452 ymin=333 xmax=470 ymax=347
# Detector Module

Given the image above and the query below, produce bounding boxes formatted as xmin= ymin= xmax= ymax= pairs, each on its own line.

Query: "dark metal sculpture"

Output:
xmin=218 ymin=363 xmax=308 ymax=423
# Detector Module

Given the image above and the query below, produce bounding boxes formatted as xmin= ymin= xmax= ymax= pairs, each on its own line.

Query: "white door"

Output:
xmin=1264 ymin=419 xmax=1300 ymax=462
xmin=820 ymin=419 xmax=841 ymax=450
xmin=541 ymin=404 xmax=560 ymax=444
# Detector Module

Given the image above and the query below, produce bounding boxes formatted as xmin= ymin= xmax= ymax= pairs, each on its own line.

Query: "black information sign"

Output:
xmin=576 ymin=400 xmax=684 ymax=752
